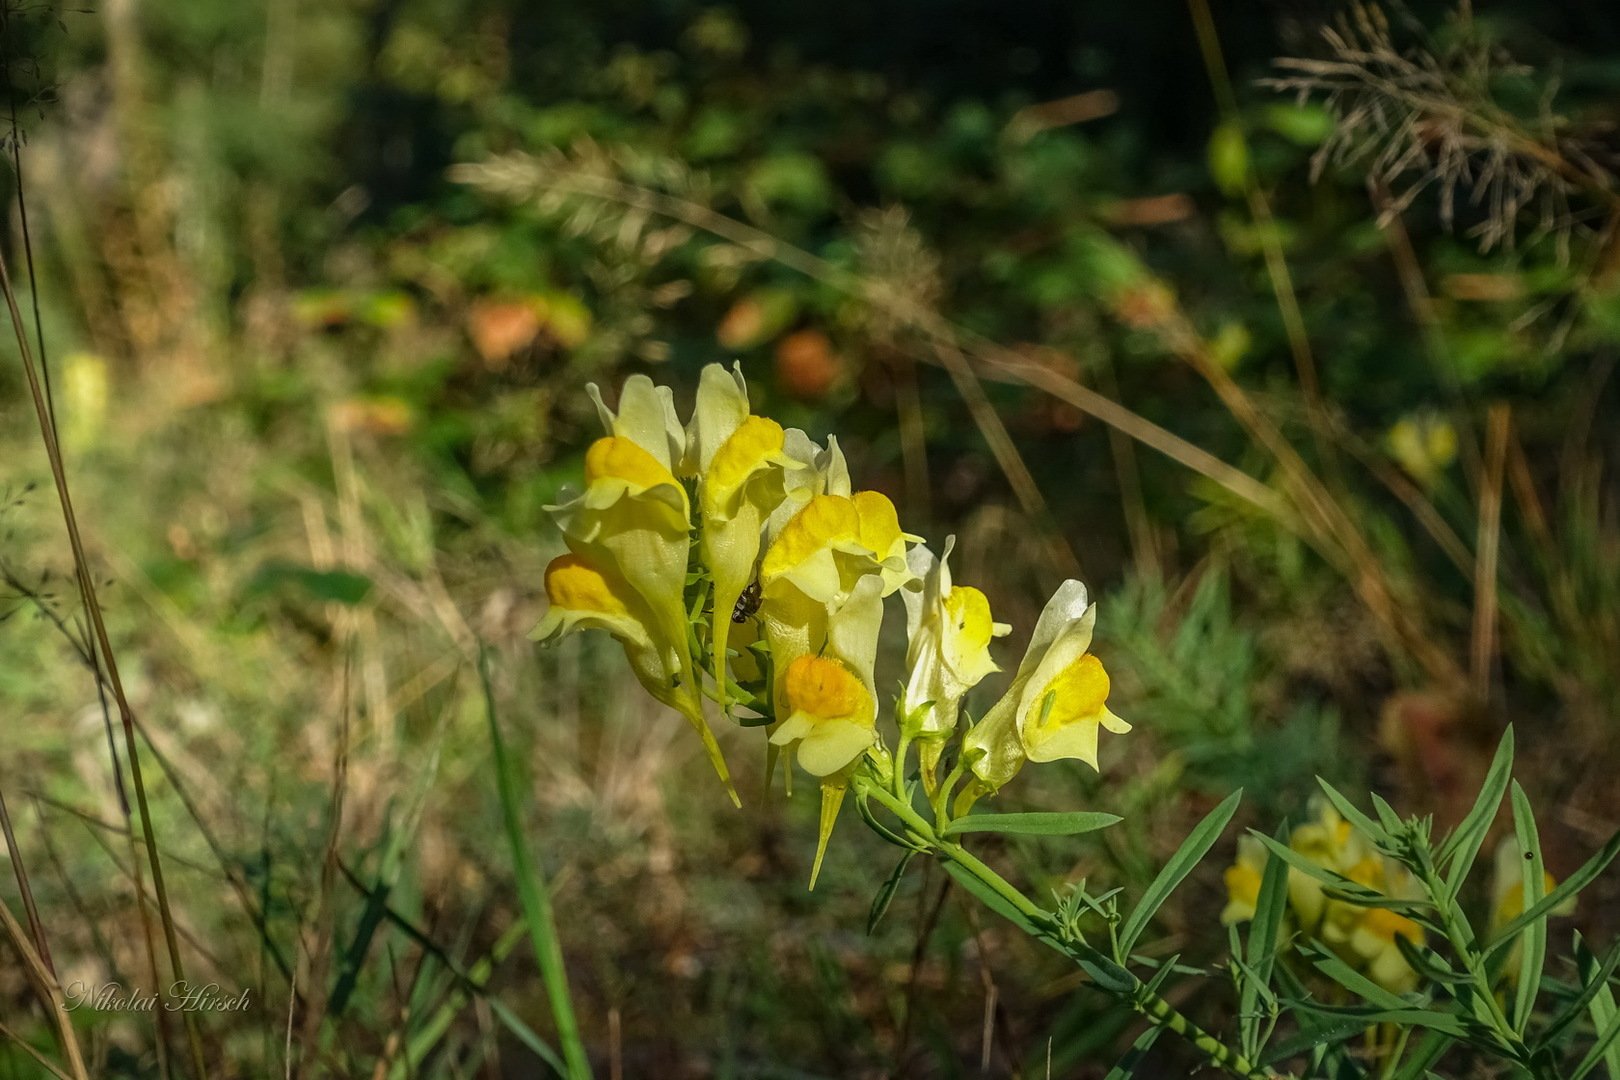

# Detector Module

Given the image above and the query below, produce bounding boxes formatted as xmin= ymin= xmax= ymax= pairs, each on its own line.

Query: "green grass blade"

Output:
xmin=339 ymin=860 xmax=566 ymax=1074
xmin=482 ymin=648 xmax=593 ymax=1079
xmin=388 ymin=923 xmax=566 ymax=1080
xmin=1117 ymin=789 xmax=1241 ymax=959
xmin=1509 ymin=781 xmax=1547 ymax=1032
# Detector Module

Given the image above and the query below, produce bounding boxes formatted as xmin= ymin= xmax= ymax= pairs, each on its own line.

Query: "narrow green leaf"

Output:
xmin=1104 ymin=1023 xmax=1165 ymax=1080
xmin=942 ymin=810 xmax=1121 ymax=838
xmin=1487 ymin=826 xmax=1620 ymax=958
xmin=1229 ymin=951 xmax=1279 ymax=1014
xmin=1251 ymin=832 xmax=1363 ymax=892
xmin=1393 ymin=934 xmax=1467 ymax=988
xmin=1316 ymin=778 xmax=1392 ymax=846
xmin=1319 ymin=885 xmax=1433 ymax=915
xmin=1241 ymin=826 xmax=1290 ymax=1058
xmin=1117 ymin=789 xmax=1242 ymax=959
xmin=1572 ymin=933 xmax=1620 ymax=1080
xmin=1370 ymin=792 xmax=1405 ymax=835
xmin=1074 ymin=948 xmax=1137 ymax=996
xmin=867 ymin=851 xmax=916 ymax=935
xmin=1287 ymin=1001 xmax=1473 ymax=1039
xmin=1303 ymin=947 xmax=1411 ymax=1011
xmin=1573 ymin=1010 xmax=1620 ymax=1080
xmin=1441 ymin=727 xmax=1514 ymax=897
xmin=1265 ymin=1008 xmax=1470 ymax=1065
xmin=852 ymin=789 xmax=924 ymax=852
xmin=1264 ymin=1015 xmax=1372 ymax=1064
xmin=1511 ymin=781 xmax=1548 ymax=1032
xmin=1140 ymin=952 xmax=1185 ymax=995
xmin=1248 ymin=830 xmax=1290 ymax=980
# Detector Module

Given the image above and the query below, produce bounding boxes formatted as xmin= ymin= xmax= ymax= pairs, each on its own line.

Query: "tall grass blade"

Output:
xmin=481 ymin=648 xmax=593 ymax=1079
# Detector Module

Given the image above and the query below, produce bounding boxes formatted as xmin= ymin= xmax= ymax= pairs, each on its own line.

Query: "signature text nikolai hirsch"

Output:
xmin=62 ymin=981 xmax=253 ymax=1013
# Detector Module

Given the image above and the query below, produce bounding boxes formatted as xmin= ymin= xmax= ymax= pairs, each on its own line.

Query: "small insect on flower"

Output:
xmin=732 ymin=579 xmax=763 ymax=623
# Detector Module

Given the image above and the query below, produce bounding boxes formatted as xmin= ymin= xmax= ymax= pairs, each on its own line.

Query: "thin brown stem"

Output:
xmin=0 ymin=242 xmax=204 ymax=1077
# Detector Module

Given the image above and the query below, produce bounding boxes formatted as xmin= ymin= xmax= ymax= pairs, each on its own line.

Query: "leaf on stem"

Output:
xmin=942 ymin=811 xmax=1121 ymax=838
xmin=867 ymin=850 xmax=916 ymax=935
xmin=1117 ymin=789 xmax=1242 ymax=960
xmin=1510 ymin=781 xmax=1548 ymax=1032
xmin=1440 ymin=727 xmax=1514 ymax=899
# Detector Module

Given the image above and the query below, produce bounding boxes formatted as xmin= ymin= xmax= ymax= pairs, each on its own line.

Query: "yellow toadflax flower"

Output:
xmin=533 ymin=554 xmax=685 ymax=715
xmin=756 ymin=489 xmax=917 ymax=736
xmin=765 ymin=573 xmax=887 ymax=888
xmin=760 ymin=490 xmax=915 ymax=604
xmin=961 ymin=581 xmax=1130 ymax=802
xmin=899 ymin=537 xmax=1009 ymax=791
xmin=540 ymin=374 xmax=736 ymax=803
xmin=774 ymin=652 xmax=877 ymax=778
xmin=685 ymin=364 xmax=806 ymax=709
xmin=1223 ymin=797 xmax=1428 ymax=992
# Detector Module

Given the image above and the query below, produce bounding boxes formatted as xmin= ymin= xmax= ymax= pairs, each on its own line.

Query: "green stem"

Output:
xmin=931 ymin=754 xmax=968 ymax=827
xmin=1377 ymin=1025 xmax=1412 ymax=1080
xmin=1415 ymin=855 xmax=1527 ymax=1063
xmin=855 ymin=776 xmax=1279 ymax=1080
xmin=891 ymin=731 xmax=913 ymax=800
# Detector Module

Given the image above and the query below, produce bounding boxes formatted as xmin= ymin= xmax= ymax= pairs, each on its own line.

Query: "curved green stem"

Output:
xmin=854 ymin=776 xmax=1280 ymax=1080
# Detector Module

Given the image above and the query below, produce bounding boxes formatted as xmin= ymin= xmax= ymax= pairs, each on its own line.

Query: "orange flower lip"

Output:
xmin=783 ymin=655 xmax=869 ymax=722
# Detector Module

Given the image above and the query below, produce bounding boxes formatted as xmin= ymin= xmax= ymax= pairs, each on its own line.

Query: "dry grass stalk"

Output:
xmin=0 ymin=896 xmax=89 ymax=1079
xmin=1471 ymin=406 xmax=1510 ymax=698
xmin=0 ymin=238 xmax=205 ymax=1076
xmin=1268 ymin=3 xmax=1620 ymax=255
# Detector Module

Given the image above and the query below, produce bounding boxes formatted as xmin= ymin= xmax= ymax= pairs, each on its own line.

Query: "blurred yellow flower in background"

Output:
xmin=1387 ymin=412 xmax=1458 ymax=488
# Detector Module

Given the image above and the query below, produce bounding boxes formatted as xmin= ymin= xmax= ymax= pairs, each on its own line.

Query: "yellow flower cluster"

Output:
xmin=1222 ymin=800 xmax=1426 ymax=994
xmin=534 ymin=364 xmax=1131 ymax=874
